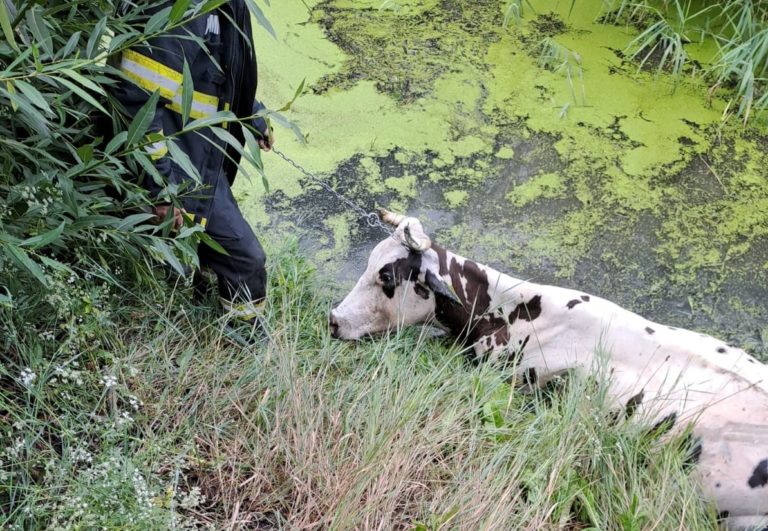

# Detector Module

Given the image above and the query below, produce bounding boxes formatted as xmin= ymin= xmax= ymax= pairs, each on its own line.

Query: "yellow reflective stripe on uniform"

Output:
xmin=223 ymin=102 xmax=230 ymax=129
xmin=120 ymin=50 xmax=219 ymax=119
xmin=145 ymin=140 xmax=168 ymax=160
xmin=122 ymin=50 xmax=218 ymax=107
xmin=219 ymin=297 xmax=264 ymax=321
xmin=183 ymin=212 xmax=207 ymax=228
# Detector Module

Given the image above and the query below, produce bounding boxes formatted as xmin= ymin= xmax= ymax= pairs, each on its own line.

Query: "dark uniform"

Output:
xmin=113 ymin=0 xmax=268 ymax=320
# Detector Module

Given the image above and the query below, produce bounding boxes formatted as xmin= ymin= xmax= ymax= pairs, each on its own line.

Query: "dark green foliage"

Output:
xmin=0 ymin=1 xmax=271 ymax=526
xmin=603 ymin=0 xmax=768 ymax=123
xmin=0 ymin=0 xmax=272 ymax=307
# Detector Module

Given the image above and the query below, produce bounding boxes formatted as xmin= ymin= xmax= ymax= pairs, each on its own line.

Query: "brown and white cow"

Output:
xmin=329 ymin=210 xmax=768 ymax=530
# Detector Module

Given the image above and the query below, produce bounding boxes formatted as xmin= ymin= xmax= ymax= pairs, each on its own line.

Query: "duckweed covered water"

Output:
xmin=237 ymin=0 xmax=768 ymax=354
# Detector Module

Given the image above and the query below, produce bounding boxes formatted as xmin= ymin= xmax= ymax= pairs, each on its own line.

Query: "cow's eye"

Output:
xmin=380 ymin=270 xmax=394 ymax=284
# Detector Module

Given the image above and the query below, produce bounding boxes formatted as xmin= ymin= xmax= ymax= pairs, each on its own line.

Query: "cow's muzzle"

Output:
xmin=329 ymin=311 xmax=340 ymax=339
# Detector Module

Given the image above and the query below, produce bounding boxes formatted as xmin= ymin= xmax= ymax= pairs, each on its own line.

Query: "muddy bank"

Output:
xmin=240 ymin=0 xmax=768 ymax=356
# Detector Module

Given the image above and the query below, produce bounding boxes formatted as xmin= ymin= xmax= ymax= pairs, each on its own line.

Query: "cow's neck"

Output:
xmin=431 ymin=244 xmax=529 ymax=349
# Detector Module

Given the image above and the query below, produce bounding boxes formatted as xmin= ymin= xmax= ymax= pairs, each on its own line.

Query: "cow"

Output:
xmin=329 ymin=210 xmax=768 ymax=530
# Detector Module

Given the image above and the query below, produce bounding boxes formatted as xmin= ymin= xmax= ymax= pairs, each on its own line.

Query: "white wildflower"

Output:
xmin=116 ymin=411 xmax=133 ymax=427
xmin=71 ymin=446 xmax=93 ymax=464
xmin=179 ymin=486 xmax=205 ymax=509
xmin=101 ymin=375 xmax=117 ymax=389
xmin=128 ymin=395 xmax=143 ymax=411
xmin=19 ymin=368 xmax=36 ymax=387
xmin=6 ymin=438 xmax=24 ymax=458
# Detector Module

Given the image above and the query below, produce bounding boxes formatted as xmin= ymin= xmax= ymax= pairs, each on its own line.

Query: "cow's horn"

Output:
xmin=403 ymin=223 xmax=431 ymax=252
xmin=378 ymin=208 xmax=405 ymax=227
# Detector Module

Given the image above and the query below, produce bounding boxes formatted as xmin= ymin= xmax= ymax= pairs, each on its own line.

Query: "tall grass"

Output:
xmin=516 ymin=0 xmax=768 ymax=123
xmin=2 ymin=242 xmax=718 ymax=528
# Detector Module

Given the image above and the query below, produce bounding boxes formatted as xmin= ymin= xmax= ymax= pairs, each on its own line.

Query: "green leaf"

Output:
xmin=181 ymin=58 xmax=193 ymax=125
xmin=14 ymin=79 xmax=51 ymax=114
xmin=241 ymin=127 xmax=267 ymax=190
xmin=20 ymin=222 xmax=65 ymax=249
xmin=186 ymin=111 xmax=237 ymax=131
xmin=76 ymin=143 xmax=95 ymax=163
xmin=5 ymin=245 xmax=48 ymax=287
xmin=0 ymin=287 xmax=12 ymax=307
xmin=59 ymin=68 xmax=106 ymax=97
xmin=2 ymin=83 xmax=50 ymax=136
xmin=243 ymin=0 xmax=276 ymax=39
xmin=117 ymin=213 xmax=157 ymax=231
xmin=209 ymin=126 xmax=244 ymax=153
xmin=25 ymin=6 xmax=52 ymax=57
xmin=167 ymin=140 xmax=202 ymax=183
xmin=267 ymin=110 xmax=306 ymax=144
xmin=60 ymin=31 xmax=82 ymax=58
xmin=277 ymin=78 xmax=305 ymax=112
xmin=5 ymin=81 xmax=17 ymax=112
xmin=106 ymin=131 xmax=128 ymax=155
xmin=0 ymin=0 xmax=18 ymax=51
xmin=86 ymin=16 xmax=108 ymax=59
xmin=126 ymin=90 xmax=160 ymax=147
xmin=5 ymin=46 xmax=32 ymax=71
xmin=108 ymin=31 xmax=136 ymax=54
xmin=144 ymin=6 xmax=173 ymax=35
xmin=55 ymin=76 xmax=109 ymax=115
xmin=153 ymin=239 xmax=185 ymax=276
xmin=169 ymin=0 xmax=193 ymax=24
xmin=199 ymin=0 xmax=231 ymax=15
xmin=133 ymin=151 xmax=167 ymax=188
xmin=197 ymin=232 xmax=228 ymax=255
xmin=39 ymin=255 xmax=74 ymax=275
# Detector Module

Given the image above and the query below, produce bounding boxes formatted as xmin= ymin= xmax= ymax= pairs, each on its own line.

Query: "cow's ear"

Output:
xmin=425 ymin=270 xmax=461 ymax=305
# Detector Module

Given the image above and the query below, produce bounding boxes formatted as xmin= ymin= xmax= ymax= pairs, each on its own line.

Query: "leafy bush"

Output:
xmin=0 ymin=0 xmax=275 ymax=306
xmin=0 ymin=0 xmax=272 ymax=526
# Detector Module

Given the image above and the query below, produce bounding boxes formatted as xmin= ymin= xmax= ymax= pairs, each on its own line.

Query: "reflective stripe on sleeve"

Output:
xmin=120 ymin=50 xmax=219 ymax=119
xmin=220 ymin=297 xmax=265 ymax=321
xmin=145 ymin=140 xmax=168 ymax=160
xmin=183 ymin=212 xmax=207 ymax=228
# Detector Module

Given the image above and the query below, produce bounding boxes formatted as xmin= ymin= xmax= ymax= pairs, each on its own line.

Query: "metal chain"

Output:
xmin=271 ymin=147 xmax=394 ymax=236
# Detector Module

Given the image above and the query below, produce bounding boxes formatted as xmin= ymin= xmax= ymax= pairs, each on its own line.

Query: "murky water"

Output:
xmin=238 ymin=0 xmax=768 ymax=356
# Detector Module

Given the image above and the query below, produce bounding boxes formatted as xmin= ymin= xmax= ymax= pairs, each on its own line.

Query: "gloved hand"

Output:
xmin=152 ymin=204 xmax=185 ymax=231
xmin=252 ymin=100 xmax=274 ymax=151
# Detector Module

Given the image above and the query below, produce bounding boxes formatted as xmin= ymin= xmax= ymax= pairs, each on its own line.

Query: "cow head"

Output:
xmin=329 ymin=210 xmax=459 ymax=340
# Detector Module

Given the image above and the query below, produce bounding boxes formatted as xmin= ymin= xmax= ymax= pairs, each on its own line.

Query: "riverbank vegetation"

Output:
xmin=0 ymin=0 xmax=757 ymax=528
xmin=2 ymin=242 xmax=719 ymax=528
xmin=509 ymin=0 xmax=768 ymax=123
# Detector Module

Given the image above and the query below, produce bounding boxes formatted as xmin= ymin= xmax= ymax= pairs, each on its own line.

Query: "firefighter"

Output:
xmin=112 ymin=0 xmax=273 ymax=331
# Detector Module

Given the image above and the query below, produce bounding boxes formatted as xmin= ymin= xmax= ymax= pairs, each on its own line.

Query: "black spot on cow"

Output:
xmin=509 ymin=295 xmax=543 ymax=324
xmin=379 ymin=252 xmax=424 ymax=299
xmin=717 ymin=347 xmax=727 ymax=354
xmin=715 ymin=482 xmax=721 ymax=488
xmin=493 ymin=325 xmax=509 ymax=347
xmin=625 ymin=390 xmax=644 ymax=417
xmin=523 ymin=367 xmax=538 ymax=386
xmin=580 ymin=295 xmax=590 ymax=302
xmin=748 ymin=358 xmax=756 ymax=363
xmin=679 ymin=434 xmax=702 ymax=470
xmin=645 ymin=326 xmax=655 ymax=335
xmin=566 ymin=299 xmax=581 ymax=310
xmin=433 ymin=244 xmax=507 ymax=346
xmin=378 ymin=264 xmax=397 ymax=298
xmin=748 ymin=459 xmax=768 ymax=489
xmin=518 ymin=334 xmax=531 ymax=354
xmin=665 ymin=355 xmax=671 ymax=362
xmin=413 ymin=282 xmax=430 ymax=300
xmin=717 ymin=510 xmax=730 ymax=521
xmin=648 ymin=412 xmax=677 ymax=438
